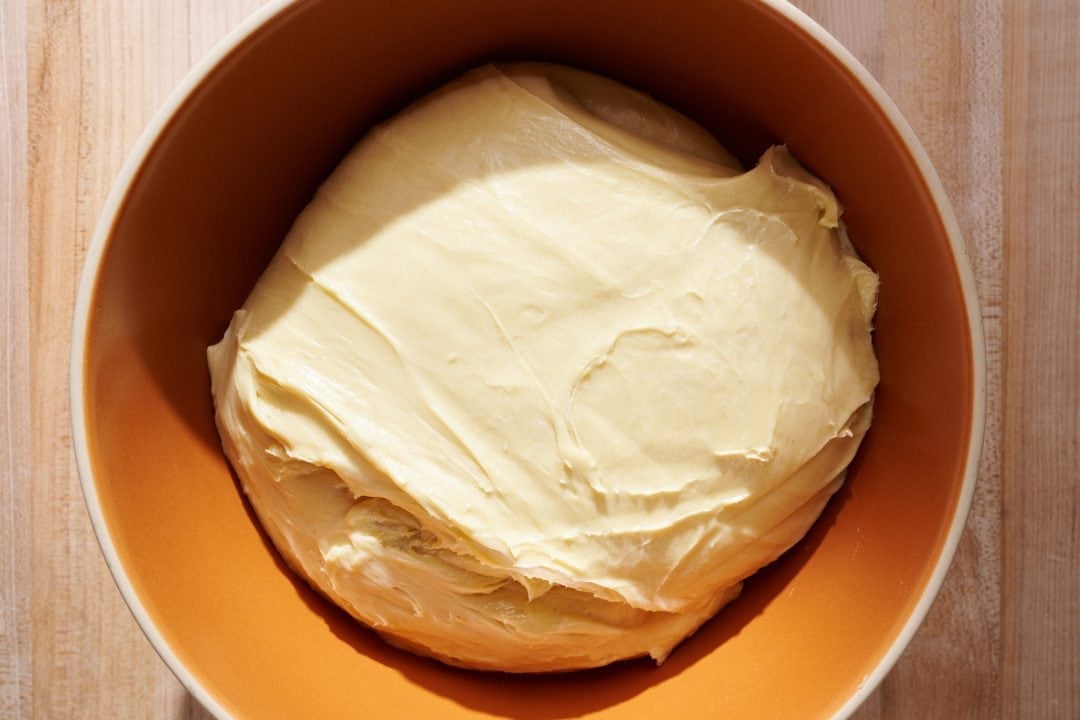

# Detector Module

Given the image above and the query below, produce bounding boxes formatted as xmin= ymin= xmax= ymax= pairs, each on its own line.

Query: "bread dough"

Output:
xmin=208 ymin=63 xmax=879 ymax=672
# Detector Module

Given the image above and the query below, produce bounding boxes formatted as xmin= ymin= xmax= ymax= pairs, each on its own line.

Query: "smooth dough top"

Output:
xmin=208 ymin=63 xmax=880 ymax=672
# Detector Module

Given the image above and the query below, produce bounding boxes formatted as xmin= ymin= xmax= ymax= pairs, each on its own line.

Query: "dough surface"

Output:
xmin=208 ymin=63 xmax=879 ymax=672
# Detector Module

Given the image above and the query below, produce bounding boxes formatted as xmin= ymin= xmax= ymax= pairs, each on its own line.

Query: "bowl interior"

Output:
xmin=81 ymin=0 xmax=974 ymax=717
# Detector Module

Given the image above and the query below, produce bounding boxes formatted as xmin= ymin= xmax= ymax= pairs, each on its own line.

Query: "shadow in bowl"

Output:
xmin=284 ymin=470 xmax=849 ymax=719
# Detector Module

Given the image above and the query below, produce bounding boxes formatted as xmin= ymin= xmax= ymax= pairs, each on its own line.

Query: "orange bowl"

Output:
xmin=72 ymin=1 xmax=984 ymax=718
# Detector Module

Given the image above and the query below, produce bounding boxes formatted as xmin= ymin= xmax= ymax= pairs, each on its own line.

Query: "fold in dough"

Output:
xmin=208 ymin=63 xmax=880 ymax=672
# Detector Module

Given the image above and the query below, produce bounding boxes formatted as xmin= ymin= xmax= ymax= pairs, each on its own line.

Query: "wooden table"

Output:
xmin=3 ymin=1 xmax=1076 ymax=717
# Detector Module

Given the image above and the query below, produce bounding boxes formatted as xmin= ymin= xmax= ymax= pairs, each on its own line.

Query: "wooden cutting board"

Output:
xmin=2 ymin=1 xmax=1077 ymax=717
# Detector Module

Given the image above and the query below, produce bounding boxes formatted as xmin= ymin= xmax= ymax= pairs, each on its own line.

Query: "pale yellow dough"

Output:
xmin=208 ymin=63 xmax=879 ymax=672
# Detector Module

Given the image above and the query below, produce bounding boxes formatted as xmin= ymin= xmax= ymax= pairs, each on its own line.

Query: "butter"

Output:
xmin=208 ymin=63 xmax=879 ymax=672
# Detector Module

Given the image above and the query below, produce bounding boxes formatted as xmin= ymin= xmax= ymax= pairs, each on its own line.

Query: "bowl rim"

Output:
xmin=70 ymin=1 xmax=987 ymax=717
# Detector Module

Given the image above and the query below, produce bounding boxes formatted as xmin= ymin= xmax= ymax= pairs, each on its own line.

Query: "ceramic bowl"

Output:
xmin=73 ymin=0 xmax=984 ymax=717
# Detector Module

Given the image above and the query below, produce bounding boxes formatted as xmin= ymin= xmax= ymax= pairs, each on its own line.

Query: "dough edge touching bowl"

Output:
xmin=71 ymin=1 xmax=986 ymax=718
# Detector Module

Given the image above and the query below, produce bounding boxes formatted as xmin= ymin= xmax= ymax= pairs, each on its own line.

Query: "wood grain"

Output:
xmin=3 ymin=1 xmax=1077 ymax=718
xmin=2 ymin=0 xmax=32 ymax=717
xmin=1001 ymin=0 xmax=1080 ymax=716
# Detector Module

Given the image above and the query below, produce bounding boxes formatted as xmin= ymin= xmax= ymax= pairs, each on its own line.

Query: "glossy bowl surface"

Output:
xmin=73 ymin=1 xmax=984 ymax=718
